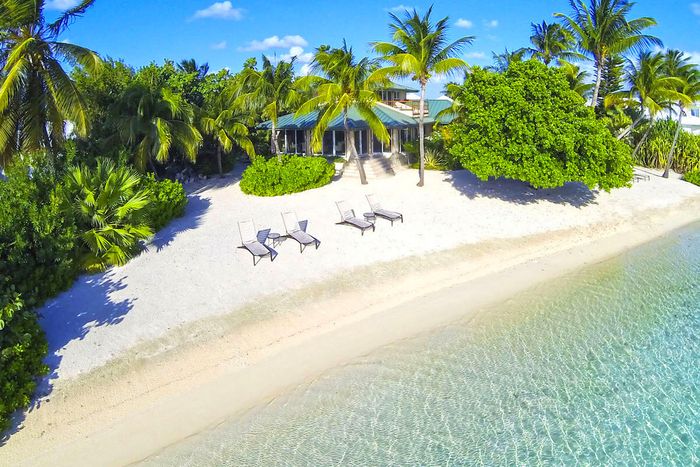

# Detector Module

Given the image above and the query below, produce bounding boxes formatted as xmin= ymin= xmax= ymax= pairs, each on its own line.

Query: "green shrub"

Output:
xmin=683 ymin=170 xmax=700 ymax=186
xmin=0 ymin=295 xmax=48 ymax=432
xmin=240 ymin=156 xmax=334 ymax=196
xmin=195 ymin=148 xmax=236 ymax=176
xmin=446 ymin=61 xmax=634 ymax=190
xmin=140 ymin=174 xmax=188 ymax=230
xmin=634 ymin=119 xmax=700 ymax=173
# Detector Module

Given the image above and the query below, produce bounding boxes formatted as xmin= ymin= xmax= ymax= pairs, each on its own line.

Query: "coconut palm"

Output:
xmin=236 ymin=55 xmax=299 ymax=160
xmin=63 ymin=157 xmax=153 ymax=271
xmin=109 ymin=84 xmax=202 ymax=172
xmin=372 ymin=6 xmax=473 ymax=187
xmin=295 ymin=42 xmax=390 ymax=185
xmin=526 ymin=21 xmax=582 ymax=65
xmin=488 ymin=48 xmax=526 ymax=73
xmin=606 ymin=51 xmax=681 ymax=154
xmin=0 ymin=0 xmax=101 ymax=166
xmin=661 ymin=51 xmax=700 ymax=178
xmin=177 ymin=58 xmax=209 ymax=79
xmin=555 ymin=0 xmax=661 ymax=108
xmin=559 ymin=60 xmax=594 ymax=97
xmin=200 ymin=88 xmax=256 ymax=177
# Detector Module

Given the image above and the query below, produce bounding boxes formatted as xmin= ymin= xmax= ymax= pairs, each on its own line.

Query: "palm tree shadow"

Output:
xmin=443 ymin=170 xmax=599 ymax=208
xmin=148 ymin=194 xmax=212 ymax=251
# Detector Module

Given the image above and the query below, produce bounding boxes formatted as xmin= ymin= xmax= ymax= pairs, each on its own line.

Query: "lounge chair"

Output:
xmin=281 ymin=211 xmax=321 ymax=253
xmin=335 ymin=200 xmax=375 ymax=235
xmin=237 ymin=219 xmax=277 ymax=265
xmin=366 ymin=194 xmax=403 ymax=226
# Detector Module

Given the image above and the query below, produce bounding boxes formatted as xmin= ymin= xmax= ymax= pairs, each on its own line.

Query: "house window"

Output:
xmin=334 ymin=130 xmax=345 ymax=156
xmin=692 ymin=108 xmax=700 ymax=118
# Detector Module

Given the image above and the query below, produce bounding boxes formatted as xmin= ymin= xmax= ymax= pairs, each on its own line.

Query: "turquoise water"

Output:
xmin=144 ymin=225 xmax=700 ymax=466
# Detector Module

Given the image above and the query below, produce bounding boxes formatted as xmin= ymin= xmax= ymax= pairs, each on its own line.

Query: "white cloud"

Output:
xmin=484 ymin=19 xmax=499 ymax=28
xmin=686 ymin=51 xmax=700 ymax=65
xmin=281 ymin=46 xmax=314 ymax=63
xmin=45 ymin=0 xmax=80 ymax=10
xmin=386 ymin=5 xmax=416 ymax=12
xmin=465 ymin=52 xmax=486 ymax=59
xmin=692 ymin=3 xmax=700 ymax=15
xmin=192 ymin=1 xmax=243 ymax=20
xmin=455 ymin=18 xmax=473 ymax=28
xmin=211 ymin=41 xmax=227 ymax=50
xmin=239 ymin=34 xmax=308 ymax=51
xmin=299 ymin=64 xmax=313 ymax=76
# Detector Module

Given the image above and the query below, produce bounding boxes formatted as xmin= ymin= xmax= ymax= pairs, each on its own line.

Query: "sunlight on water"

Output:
xmin=144 ymin=225 xmax=700 ymax=466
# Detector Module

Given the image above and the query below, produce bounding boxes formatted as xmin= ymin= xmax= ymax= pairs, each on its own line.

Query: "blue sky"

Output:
xmin=47 ymin=0 xmax=700 ymax=97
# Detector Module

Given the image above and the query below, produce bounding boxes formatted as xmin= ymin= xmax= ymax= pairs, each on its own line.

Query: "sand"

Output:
xmin=2 ymin=166 xmax=700 ymax=465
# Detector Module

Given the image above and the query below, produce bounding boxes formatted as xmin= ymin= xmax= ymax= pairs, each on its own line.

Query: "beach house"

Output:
xmin=259 ymin=84 xmax=455 ymax=159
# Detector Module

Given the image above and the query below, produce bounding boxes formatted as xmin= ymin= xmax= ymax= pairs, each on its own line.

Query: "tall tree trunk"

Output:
xmin=632 ymin=123 xmax=652 ymax=160
xmin=148 ymin=157 xmax=158 ymax=176
xmin=345 ymin=111 xmax=367 ymax=185
xmin=417 ymin=80 xmax=426 ymax=187
xmin=663 ymin=105 xmax=684 ymax=178
xmin=617 ymin=115 xmax=645 ymax=140
xmin=271 ymin=120 xmax=281 ymax=162
xmin=590 ymin=59 xmax=603 ymax=107
xmin=216 ymin=144 xmax=223 ymax=177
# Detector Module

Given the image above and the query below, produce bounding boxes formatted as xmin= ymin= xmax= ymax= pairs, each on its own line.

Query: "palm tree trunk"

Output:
xmin=345 ymin=112 xmax=367 ymax=185
xmin=632 ymin=124 xmax=652 ymax=160
xmin=216 ymin=144 xmax=223 ymax=177
xmin=617 ymin=115 xmax=645 ymax=140
xmin=271 ymin=121 xmax=281 ymax=162
xmin=417 ymin=81 xmax=426 ymax=187
xmin=590 ymin=59 xmax=603 ymax=108
xmin=663 ymin=105 xmax=683 ymax=178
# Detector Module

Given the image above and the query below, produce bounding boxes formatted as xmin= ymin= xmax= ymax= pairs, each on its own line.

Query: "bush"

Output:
xmin=240 ymin=156 xmax=334 ymax=196
xmin=684 ymin=170 xmax=700 ymax=186
xmin=634 ymin=119 xmax=700 ymax=173
xmin=446 ymin=61 xmax=634 ymax=190
xmin=0 ymin=295 xmax=48 ymax=432
xmin=140 ymin=174 xmax=188 ymax=230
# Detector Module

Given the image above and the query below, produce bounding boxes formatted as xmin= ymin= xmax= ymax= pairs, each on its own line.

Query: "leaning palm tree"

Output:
xmin=372 ymin=6 xmax=473 ymax=187
xmin=110 ymin=84 xmax=202 ymax=172
xmin=606 ymin=51 xmax=680 ymax=155
xmin=661 ymin=51 xmax=700 ymax=178
xmin=200 ymin=87 xmax=256 ymax=177
xmin=236 ymin=56 xmax=299 ymax=160
xmin=0 ymin=0 xmax=101 ymax=166
xmin=295 ymin=42 xmax=390 ymax=185
xmin=555 ymin=0 xmax=661 ymax=108
xmin=526 ymin=21 xmax=582 ymax=65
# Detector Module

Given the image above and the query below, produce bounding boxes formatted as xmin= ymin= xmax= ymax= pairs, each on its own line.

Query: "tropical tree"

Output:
xmin=661 ymin=51 xmax=700 ymax=178
xmin=63 ymin=158 xmax=153 ymax=271
xmin=606 ymin=51 xmax=680 ymax=153
xmin=559 ymin=60 xmax=594 ymax=97
xmin=372 ymin=6 xmax=473 ymax=187
xmin=200 ymin=88 xmax=256 ymax=177
xmin=177 ymin=58 xmax=209 ymax=79
xmin=555 ymin=0 xmax=661 ymax=107
xmin=0 ymin=0 xmax=101 ymax=166
xmin=488 ymin=48 xmax=526 ymax=73
xmin=109 ymin=84 xmax=202 ymax=172
xmin=295 ymin=42 xmax=390 ymax=185
xmin=237 ymin=56 xmax=299 ymax=160
xmin=526 ymin=21 xmax=582 ymax=65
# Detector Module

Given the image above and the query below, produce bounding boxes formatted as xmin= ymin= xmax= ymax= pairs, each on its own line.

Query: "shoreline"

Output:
xmin=3 ymin=201 xmax=699 ymax=466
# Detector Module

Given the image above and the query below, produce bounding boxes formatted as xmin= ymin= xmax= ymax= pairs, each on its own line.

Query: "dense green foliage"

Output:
xmin=240 ymin=156 xmax=334 ymax=196
xmin=634 ymin=119 xmax=700 ymax=173
xmin=140 ymin=174 xmax=188 ymax=230
xmin=683 ymin=170 xmax=700 ymax=186
xmin=446 ymin=61 xmax=634 ymax=190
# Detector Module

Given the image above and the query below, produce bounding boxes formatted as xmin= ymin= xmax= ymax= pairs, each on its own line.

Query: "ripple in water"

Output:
xmin=144 ymin=226 xmax=700 ymax=466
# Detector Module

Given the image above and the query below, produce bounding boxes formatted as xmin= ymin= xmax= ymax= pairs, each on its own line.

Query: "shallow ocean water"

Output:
xmin=144 ymin=224 xmax=700 ymax=466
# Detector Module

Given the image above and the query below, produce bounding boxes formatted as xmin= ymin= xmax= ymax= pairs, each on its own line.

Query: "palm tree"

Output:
xmin=606 ymin=51 xmax=680 ymax=155
xmin=295 ymin=42 xmax=390 ymax=185
xmin=372 ymin=6 xmax=473 ymax=187
xmin=236 ymin=55 xmax=299 ymax=161
xmin=559 ymin=60 xmax=594 ymax=97
xmin=661 ymin=51 xmax=700 ymax=178
xmin=63 ymin=158 xmax=153 ymax=271
xmin=177 ymin=58 xmax=209 ymax=79
xmin=200 ymin=87 xmax=256 ymax=177
xmin=110 ymin=84 xmax=202 ymax=172
xmin=526 ymin=21 xmax=582 ymax=65
xmin=488 ymin=48 xmax=526 ymax=73
xmin=0 ymin=0 xmax=101 ymax=166
xmin=555 ymin=0 xmax=661 ymax=108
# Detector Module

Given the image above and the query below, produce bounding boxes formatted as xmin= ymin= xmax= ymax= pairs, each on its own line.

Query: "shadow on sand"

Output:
xmin=444 ymin=170 xmax=598 ymax=208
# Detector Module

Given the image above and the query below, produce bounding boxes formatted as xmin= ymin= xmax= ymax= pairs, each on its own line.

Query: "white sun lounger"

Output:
xmin=366 ymin=194 xmax=403 ymax=226
xmin=335 ymin=200 xmax=375 ymax=235
xmin=281 ymin=211 xmax=321 ymax=253
xmin=238 ymin=219 xmax=277 ymax=265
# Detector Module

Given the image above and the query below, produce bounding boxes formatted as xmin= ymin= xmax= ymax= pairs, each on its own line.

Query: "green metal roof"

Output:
xmin=383 ymin=81 xmax=419 ymax=93
xmin=424 ymin=99 xmax=456 ymax=125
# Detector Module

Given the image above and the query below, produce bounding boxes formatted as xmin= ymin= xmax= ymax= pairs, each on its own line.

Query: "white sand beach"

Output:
xmin=2 ymin=167 xmax=700 ymax=465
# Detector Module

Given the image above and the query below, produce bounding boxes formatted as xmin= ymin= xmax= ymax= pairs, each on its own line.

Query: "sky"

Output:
xmin=46 ymin=0 xmax=700 ymax=98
